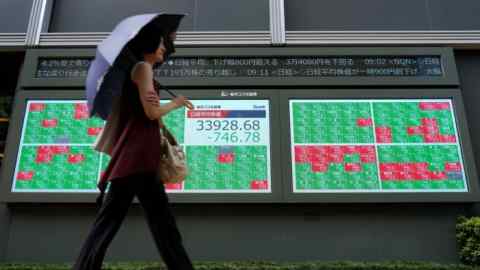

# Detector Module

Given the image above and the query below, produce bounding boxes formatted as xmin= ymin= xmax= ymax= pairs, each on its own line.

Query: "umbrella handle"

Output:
xmin=153 ymin=79 xmax=177 ymax=98
xmin=164 ymin=88 xmax=178 ymax=98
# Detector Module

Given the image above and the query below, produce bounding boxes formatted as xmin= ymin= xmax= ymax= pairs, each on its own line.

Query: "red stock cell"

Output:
xmin=17 ymin=171 xmax=34 ymax=180
xmin=380 ymin=163 xmax=394 ymax=171
xmin=87 ymin=127 xmax=103 ymax=136
xmin=423 ymin=134 xmax=436 ymax=143
xmin=394 ymin=171 xmax=406 ymax=180
xmin=217 ymin=153 xmax=235 ymax=163
xmin=356 ymin=118 xmax=373 ymax=127
xmin=320 ymin=146 xmax=335 ymax=154
xmin=29 ymin=103 xmax=45 ymax=112
xmin=250 ymin=180 xmax=268 ymax=190
xmin=356 ymin=146 xmax=373 ymax=154
xmin=437 ymin=103 xmax=450 ymax=110
xmin=380 ymin=170 xmax=394 ymax=180
xmin=36 ymin=146 xmax=53 ymax=163
xmin=412 ymin=172 xmax=430 ymax=180
xmin=345 ymin=163 xmax=362 ymax=172
xmin=51 ymin=146 xmax=70 ymax=154
xmin=309 ymin=153 xmax=327 ymax=164
xmin=74 ymin=103 xmax=89 ymax=119
xmin=311 ymin=162 xmax=328 ymax=172
xmin=380 ymin=162 xmax=444 ymax=181
xmin=68 ymin=154 xmax=85 ymax=163
xmin=356 ymin=146 xmax=376 ymax=163
xmin=42 ymin=119 xmax=58 ymax=128
xmin=403 ymin=172 xmax=416 ymax=179
xmin=35 ymin=152 xmax=52 ymax=163
xmin=326 ymin=152 xmax=343 ymax=163
xmin=306 ymin=146 xmax=321 ymax=155
xmin=37 ymin=145 xmax=52 ymax=154
xmin=445 ymin=162 xmax=461 ymax=172
xmin=419 ymin=102 xmax=450 ymax=110
xmin=187 ymin=110 xmax=229 ymax=118
xmin=415 ymin=162 xmax=429 ymax=172
xmin=429 ymin=171 xmax=447 ymax=180
xmin=360 ymin=153 xmax=376 ymax=163
xmin=407 ymin=126 xmax=423 ymax=135
xmin=341 ymin=146 xmax=357 ymax=154
xmin=375 ymin=127 xmax=392 ymax=143
xmin=165 ymin=183 xmax=182 ymax=190
xmin=294 ymin=146 xmax=309 ymax=163
xmin=421 ymin=118 xmax=439 ymax=135
xmin=438 ymin=135 xmax=456 ymax=143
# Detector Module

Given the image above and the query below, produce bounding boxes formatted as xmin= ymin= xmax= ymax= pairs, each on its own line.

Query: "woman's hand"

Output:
xmin=145 ymin=91 xmax=160 ymax=106
xmin=173 ymin=95 xmax=194 ymax=110
xmin=145 ymin=92 xmax=193 ymax=110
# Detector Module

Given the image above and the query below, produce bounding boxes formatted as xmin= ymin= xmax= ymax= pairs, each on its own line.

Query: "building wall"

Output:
xmin=0 ymin=0 xmax=480 ymax=265
xmin=455 ymin=50 xmax=480 ymax=179
xmin=2 ymin=203 xmax=472 ymax=263
xmin=0 ymin=205 xmax=10 ymax=262
xmin=47 ymin=0 xmax=269 ymax=32
xmin=455 ymin=50 xmax=480 ymax=217
xmin=285 ymin=0 xmax=480 ymax=31
xmin=0 ymin=50 xmax=478 ymax=264
xmin=0 ymin=0 xmax=30 ymax=33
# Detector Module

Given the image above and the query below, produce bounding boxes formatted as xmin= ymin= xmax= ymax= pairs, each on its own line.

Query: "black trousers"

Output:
xmin=72 ymin=173 xmax=194 ymax=270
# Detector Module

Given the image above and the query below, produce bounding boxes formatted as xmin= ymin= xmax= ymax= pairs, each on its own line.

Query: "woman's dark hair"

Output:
xmin=126 ymin=22 xmax=175 ymax=62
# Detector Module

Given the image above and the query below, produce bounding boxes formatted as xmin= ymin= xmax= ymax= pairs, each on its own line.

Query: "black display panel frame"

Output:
xmin=280 ymin=88 xmax=480 ymax=203
xmin=20 ymin=49 xmax=93 ymax=88
xmin=20 ymin=47 xmax=459 ymax=89
xmin=0 ymin=89 xmax=282 ymax=203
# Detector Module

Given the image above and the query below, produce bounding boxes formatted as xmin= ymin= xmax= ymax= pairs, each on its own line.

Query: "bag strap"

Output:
xmin=160 ymin=125 xmax=179 ymax=146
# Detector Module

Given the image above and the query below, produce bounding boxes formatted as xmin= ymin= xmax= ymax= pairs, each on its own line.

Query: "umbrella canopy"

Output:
xmin=86 ymin=13 xmax=185 ymax=120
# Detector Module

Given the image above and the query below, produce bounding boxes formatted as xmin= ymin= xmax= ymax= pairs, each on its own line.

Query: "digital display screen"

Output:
xmin=290 ymin=99 xmax=468 ymax=193
xmin=13 ymin=100 xmax=271 ymax=193
xmin=35 ymin=55 xmax=444 ymax=79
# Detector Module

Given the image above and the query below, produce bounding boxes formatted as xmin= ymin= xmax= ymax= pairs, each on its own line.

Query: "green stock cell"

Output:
xmin=411 ymin=181 xmax=426 ymax=189
xmin=294 ymin=162 xmax=379 ymax=190
xmin=23 ymin=103 xmax=105 ymax=144
xmin=382 ymin=180 xmax=465 ymax=190
xmin=293 ymin=131 xmax=307 ymax=143
xmin=378 ymin=145 xmax=460 ymax=164
xmin=292 ymin=102 xmax=373 ymax=144
xmin=373 ymin=102 xmax=456 ymax=143
xmin=428 ymin=162 xmax=444 ymax=172
xmin=100 ymin=154 xmax=111 ymax=171
xmin=430 ymin=181 xmax=445 ymax=189
xmin=162 ymin=107 xmax=185 ymax=143
xmin=230 ymin=179 xmax=247 ymax=189
xmin=217 ymin=163 xmax=233 ymax=177
xmin=185 ymin=145 xmax=268 ymax=190
xmin=308 ymin=179 xmax=323 ymax=189
xmin=296 ymin=180 xmax=307 ymax=190
xmin=295 ymin=164 xmax=311 ymax=189
xmin=446 ymin=180 xmax=466 ymax=189
xmin=381 ymin=181 xmax=407 ymax=190
xmin=15 ymin=145 xmax=99 ymax=190
xmin=343 ymin=154 xmax=361 ymax=163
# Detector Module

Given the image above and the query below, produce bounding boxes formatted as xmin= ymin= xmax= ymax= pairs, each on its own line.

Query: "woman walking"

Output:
xmin=73 ymin=15 xmax=194 ymax=270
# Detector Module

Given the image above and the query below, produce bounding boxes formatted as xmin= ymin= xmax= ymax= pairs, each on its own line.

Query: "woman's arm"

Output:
xmin=131 ymin=62 xmax=189 ymax=120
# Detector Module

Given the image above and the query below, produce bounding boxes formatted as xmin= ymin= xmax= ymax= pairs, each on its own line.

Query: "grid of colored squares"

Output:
xmin=291 ymin=100 xmax=467 ymax=192
xmin=13 ymin=100 xmax=270 ymax=193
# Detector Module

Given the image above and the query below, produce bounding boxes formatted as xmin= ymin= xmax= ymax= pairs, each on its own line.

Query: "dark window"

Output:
xmin=0 ymin=0 xmax=31 ymax=33
xmin=0 ymin=52 xmax=24 ymax=168
xmin=285 ymin=0 xmax=429 ymax=31
xmin=48 ymin=0 xmax=268 ymax=32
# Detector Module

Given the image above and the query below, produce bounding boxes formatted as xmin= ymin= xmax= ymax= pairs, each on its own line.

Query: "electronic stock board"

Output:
xmin=1 ymin=47 xmax=478 ymax=203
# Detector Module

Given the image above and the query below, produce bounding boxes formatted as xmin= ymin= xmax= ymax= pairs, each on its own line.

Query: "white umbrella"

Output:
xmin=86 ymin=13 xmax=185 ymax=120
